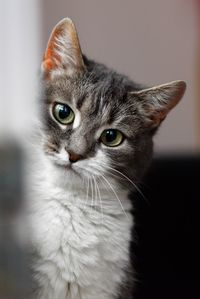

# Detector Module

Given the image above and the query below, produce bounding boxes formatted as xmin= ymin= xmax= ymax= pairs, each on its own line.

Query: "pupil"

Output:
xmin=106 ymin=130 xmax=116 ymax=142
xmin=58 ymin=105 xmax=70 ymax=119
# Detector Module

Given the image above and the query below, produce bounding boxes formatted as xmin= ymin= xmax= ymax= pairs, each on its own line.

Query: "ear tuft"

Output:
xmin=130 ymin=80 xmax=186 ymax=128
xmin=42 ymin=18 xmax=85 ymax=79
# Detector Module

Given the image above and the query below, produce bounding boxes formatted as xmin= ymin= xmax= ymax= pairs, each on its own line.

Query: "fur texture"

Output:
xmin=29 ymin=152 xmax=133 ymax=299
xmin=28 ymin=18 xmax=186 ymax=299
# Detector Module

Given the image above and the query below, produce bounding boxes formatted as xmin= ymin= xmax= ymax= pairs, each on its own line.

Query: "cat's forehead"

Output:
xmin=45 ymin=74 xmax=135 ymax=122
xmin=43 ymin=71 xmax=145 ymax=136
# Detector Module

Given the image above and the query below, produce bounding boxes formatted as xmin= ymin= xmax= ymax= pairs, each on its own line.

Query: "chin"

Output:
xmin=51 ymin=161 xmax=83 ymax=184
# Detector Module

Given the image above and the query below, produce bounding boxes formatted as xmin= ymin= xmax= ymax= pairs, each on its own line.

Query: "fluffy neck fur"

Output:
xmin=29 ymin=150 xmax=133 ymax=299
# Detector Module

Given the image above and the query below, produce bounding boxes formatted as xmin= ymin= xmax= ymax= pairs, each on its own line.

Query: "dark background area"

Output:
xmin=132 ymin=155 xmax=200 ymax=299
xmin=0 ymin=149 xmax=199 ymax=298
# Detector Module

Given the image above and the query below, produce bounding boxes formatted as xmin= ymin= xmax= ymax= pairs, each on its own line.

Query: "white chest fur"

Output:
xmin=29 ymin=163 xmax=133 ymax=299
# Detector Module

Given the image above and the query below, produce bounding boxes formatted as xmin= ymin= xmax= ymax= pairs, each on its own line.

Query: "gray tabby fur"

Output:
xmin=29 ymin=18 xmax=186 ymax=299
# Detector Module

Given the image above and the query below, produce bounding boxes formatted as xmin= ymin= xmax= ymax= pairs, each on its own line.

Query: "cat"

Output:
xmin=28 ymin=18 xmax=186 ymax=299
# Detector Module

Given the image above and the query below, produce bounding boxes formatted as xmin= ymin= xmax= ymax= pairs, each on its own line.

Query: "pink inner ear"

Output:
xmin=42 ymin=27 xmax=63 ymax=74
xmin=42 ymin=18 xmax=85 ymax=80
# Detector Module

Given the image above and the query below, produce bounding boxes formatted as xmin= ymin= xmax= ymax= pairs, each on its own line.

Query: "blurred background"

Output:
xmin=0 ymin=0 xmax=200 ymax=298
xmin=1 ymin=0 xmax=199 ymax=150
xmin=42 ymin=0 xmax=199 ymax=153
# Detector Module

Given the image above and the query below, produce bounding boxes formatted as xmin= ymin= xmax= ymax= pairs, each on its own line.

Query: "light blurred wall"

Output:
xmin=0 ymin=0 xmax=42 ymax=140
xmin=41 ymin=0 xmax=198 ymax=153
xmin=0 ymin=2 xmax=42 ymax=297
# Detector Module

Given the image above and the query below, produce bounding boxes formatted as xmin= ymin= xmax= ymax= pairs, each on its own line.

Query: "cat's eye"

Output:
xmin=100 ymin=129 xmax=124 ymax=147
xmin=53 ymin=103 xmax=75 ymax=125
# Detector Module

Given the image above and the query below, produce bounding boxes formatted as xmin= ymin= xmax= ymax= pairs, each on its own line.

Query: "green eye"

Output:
xmin=100 ymin=129 xmax=124 ymax=147
xmin=53 ymin=103 xmax=75 ymax=125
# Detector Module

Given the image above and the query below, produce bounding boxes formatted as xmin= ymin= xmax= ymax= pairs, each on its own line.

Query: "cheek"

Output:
xmin=87 ymin=146 xmax=133 ymax=170
xmin=92 ymin=149 xmax=111 ymax=166
xmin=76 ymin=149 xmax=110 ymax=172
xmin=42 ymin=134 xmax=60 ymax=153
xmin=105 ymin=145 xmax=134 ymax=165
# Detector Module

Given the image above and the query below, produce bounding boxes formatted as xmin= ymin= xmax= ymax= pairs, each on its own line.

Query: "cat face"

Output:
xmin=40 ymin=18 xmax=186 ymax=189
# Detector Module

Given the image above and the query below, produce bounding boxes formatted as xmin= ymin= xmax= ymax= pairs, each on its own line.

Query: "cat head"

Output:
xmin=40 ymin=18 xmax=186 ymax=189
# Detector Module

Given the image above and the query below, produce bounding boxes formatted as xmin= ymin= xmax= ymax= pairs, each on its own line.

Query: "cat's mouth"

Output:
xmin=54 ymin=161 xmax=81 ymax=176
xmin=55 ymin=162 xmax=72 ymax=170
xmin=64 ymin=164 xmax=72 ymax=171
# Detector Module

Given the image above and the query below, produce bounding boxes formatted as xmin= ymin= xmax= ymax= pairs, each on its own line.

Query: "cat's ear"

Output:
xmin=42 ymin=18 xmax=85 ymax=79
xmin=130 ymin=80 xmax=186 ymax=128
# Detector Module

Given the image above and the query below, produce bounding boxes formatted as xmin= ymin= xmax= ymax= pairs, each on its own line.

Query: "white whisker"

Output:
xmin=98 ymin=173 xmax=128 ymax=218
xmin=75 ymin=164 xmax=131 ymax=217
xmin=92 ymin=175 xmax=97 ymax=212
xmin=97 ymin=161 xmax=147 ymax=202
xmin=91 ymin=175 xmax=94 ymax=209
xmin=83 ymin=175 xmax=90 ymax=211
xmin=93 ymin=176 xmax=104 ymax=224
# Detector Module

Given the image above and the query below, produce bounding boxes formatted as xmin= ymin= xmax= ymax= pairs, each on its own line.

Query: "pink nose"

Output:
xmin=68 ymin=150 xmax=83 ymax=163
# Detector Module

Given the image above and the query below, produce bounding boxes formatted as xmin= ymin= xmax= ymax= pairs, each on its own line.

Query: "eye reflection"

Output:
xmin=53 ymin=103 xmax=75 ymax=125
xmin=100 ymin=129 xmax=124 ymax=147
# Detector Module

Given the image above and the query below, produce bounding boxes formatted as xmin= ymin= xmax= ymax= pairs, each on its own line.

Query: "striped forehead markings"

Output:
xmin=76 ymin=94 xmax=86 ymax=109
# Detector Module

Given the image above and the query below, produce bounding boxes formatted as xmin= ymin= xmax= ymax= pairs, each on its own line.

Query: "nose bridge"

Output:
xmin=68 ymin=127 xmax=89 ymax=156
